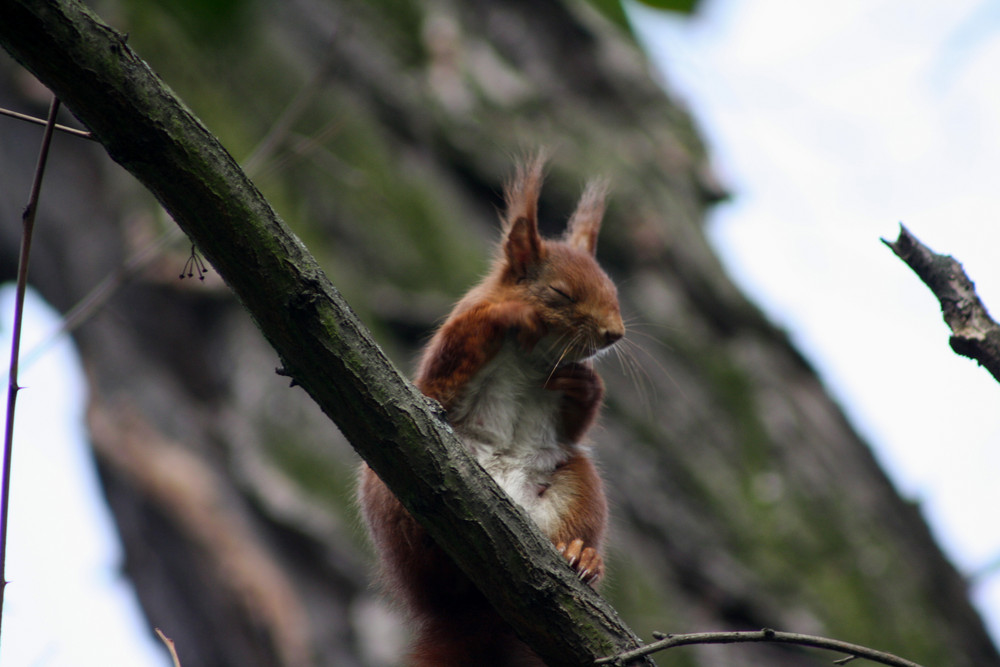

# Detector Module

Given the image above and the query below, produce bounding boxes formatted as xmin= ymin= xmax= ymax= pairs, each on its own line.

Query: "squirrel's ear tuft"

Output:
xmin=500 ymin=154 xmax=546 ymax=279
xmin=565 ymin=178 xmax=609 ymax=256
xmin=502 ymin=153 xmax=545 ymax=234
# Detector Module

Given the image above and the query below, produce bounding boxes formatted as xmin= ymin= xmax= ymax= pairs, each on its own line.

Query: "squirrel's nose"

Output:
xmin=601 ymin=327 xmax=624 ymax=348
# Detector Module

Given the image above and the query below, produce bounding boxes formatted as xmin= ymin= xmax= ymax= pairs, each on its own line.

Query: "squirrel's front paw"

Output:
xmin=545 ymin=363 xmax=603 ymax=407
xmin=556 ymin=538 xmax=604 ymax=585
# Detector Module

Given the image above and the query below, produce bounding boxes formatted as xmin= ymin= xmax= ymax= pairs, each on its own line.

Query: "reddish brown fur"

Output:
xmin=358 ymin=156 xmax=623 ymax=666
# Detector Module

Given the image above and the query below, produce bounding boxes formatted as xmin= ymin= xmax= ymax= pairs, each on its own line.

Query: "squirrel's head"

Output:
xmin=498 ymin=157 xmax=625 ymax=363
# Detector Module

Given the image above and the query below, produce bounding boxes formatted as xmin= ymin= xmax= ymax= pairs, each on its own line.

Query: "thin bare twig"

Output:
xmin=883 ymin=224 xmax=1000 ymax=384
xmin=155 ymin=628 xmax=182 ymax=667
xmin=251 ymin=118 xmax=345 ymax=183
xmin=0 ymin=95 xmax=61 ymax=642
xmin=596 ymin=628 xmax=924 ymax=667
xmin=241 ymin=39 xmax=337 ymax=175
xmin=0 ymin=104 xmax=93 ymax=140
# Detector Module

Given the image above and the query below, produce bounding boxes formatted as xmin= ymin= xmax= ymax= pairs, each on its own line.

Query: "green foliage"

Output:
xmin=126 ymin=0 xmax=253 ymax=40
xmin=633 ymin=0 xmax=700 ymax=12
xmin=585 ymin=0 xmax=700 ymax=35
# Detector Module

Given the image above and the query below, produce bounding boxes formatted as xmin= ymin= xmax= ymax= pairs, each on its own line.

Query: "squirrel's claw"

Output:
xmin=556 ymin=538 xmax=604 ymax=585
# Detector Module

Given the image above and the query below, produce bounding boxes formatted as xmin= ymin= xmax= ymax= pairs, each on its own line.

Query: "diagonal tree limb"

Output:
xmin=0 ymin=0 xmax=650 ymax=664
xmin=883 ymin=224 xmax=1000 ymax=385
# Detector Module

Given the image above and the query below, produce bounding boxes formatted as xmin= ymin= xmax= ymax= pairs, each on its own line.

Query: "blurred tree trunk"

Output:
xmin=0 ymin=0 xmax=997 ymax=666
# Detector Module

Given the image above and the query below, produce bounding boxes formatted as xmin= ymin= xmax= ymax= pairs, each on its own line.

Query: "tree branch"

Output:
xmin=598 ymin=629 xmax=924 ymax=667
xmin=0 ymin=0 xmax=649 ymax=664
xmin=883 ymin=224 xmax=1000 ymax=384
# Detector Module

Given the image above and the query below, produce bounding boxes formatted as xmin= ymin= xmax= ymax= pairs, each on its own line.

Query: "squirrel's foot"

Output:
xmin=556 ymin=538 xmax=604 ymax=585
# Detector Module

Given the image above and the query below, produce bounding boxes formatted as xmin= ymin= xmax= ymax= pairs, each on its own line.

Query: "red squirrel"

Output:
xmin=358 ymin=156 xmax=624 ymax=666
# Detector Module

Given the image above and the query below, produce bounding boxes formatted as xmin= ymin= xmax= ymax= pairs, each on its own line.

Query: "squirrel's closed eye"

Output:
xmin=549 ymin=285 xmax=576 ymax=303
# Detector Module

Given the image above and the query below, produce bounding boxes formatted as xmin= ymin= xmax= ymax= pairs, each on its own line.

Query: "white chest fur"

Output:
xmin=447 ymin=339 xmax=572 ymax=535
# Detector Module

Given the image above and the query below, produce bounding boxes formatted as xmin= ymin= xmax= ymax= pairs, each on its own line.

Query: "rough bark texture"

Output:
xmin=0 ymin=0 xmax=997 ymax=666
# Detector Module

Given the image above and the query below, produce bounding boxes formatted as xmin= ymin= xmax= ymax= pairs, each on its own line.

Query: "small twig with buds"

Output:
xmin=179 ymin=243 xmax=210 ymax=281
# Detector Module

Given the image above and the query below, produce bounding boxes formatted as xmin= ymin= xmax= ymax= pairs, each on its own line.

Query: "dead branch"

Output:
xmin=883 ymin=224 xmax=1000 ymax=384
